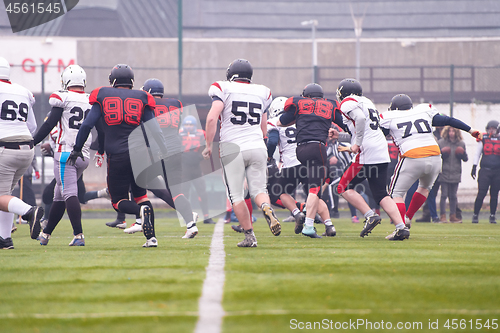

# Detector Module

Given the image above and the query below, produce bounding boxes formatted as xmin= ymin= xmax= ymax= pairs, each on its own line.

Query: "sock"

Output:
xmin=44 ymin=201 xmax=66 ymax=235
xmin=65 ymin=196 xmax=83 ymax=235
xmin=406 ymin=192 xmax=427 ymax=220
xmin=396 ymin=202 xmax=406 ymax=222
xmin=324 ymin=219 xmax=333 ymax=227
xmin=395 ymin=222 xmax=405 ymax=230
xmin=117 ymin=211 xmax=126 ymax=222
xmin=83 ymin=191 xmax=99 ymax=202
xmin=173 ymin=194 xmax=194 ymax=224
xmin=305 ymin=217 xmax=314 ymax=227
xmin=43 ymin=202 xmax=52 ymax=220
xmin=0 ymin=211 xmax=14 ymax=239
xmin=245 ymin=198 xmax=253 ymax=216
xmin=364 ymin=210 xmax=375 ymax=219
xmin=7 ymin=197 xmax=31 ymax=216
xmin=117 ymin=200 xmax=141 ymax=216
xmin=135 ymin=217 xmax=142 ymax=224
xmin=292 ymin=208 xmax=300 ymax=216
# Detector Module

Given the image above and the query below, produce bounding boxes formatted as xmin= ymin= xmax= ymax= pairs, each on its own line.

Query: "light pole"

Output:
xmin=350 ymin=4 xmax=366 ymax=81
xmin=301 ymin=19 xmax=318 ymax=83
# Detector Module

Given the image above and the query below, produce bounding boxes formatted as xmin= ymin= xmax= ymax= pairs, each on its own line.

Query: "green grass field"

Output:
xmin=1 ymin=210 xmax=499 ymax=333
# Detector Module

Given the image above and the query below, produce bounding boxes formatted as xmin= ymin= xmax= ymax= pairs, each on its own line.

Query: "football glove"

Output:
xmin=67 ymin=149 xmax=84 ymax=166
xmin=94 ymin=153 xmax=105 ymax=168
xmin=471 ymin=165 xmax=477 ymax=180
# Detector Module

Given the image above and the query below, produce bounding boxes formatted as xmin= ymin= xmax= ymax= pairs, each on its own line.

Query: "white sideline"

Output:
xmin=194 ymin=218 xmax=226 ymax=333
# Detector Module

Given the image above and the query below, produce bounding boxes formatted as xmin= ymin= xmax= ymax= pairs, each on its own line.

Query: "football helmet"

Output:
xmin=226 ymin=59 xmax=253 ymax=82
xmin=389 ymin=94 xmax=413 ymax=111
xmin=486 ymin=120 xmax=499 ymax=130
xmin=268 ymin=96 xmax=288 ymax=119
xmin=302 ymin=83 xmax=324 ymax=98
xmin=182 ymin=115 xmax=197 ymax=126
xmin=336 ymin=78 xmax=362 ymax=102
xmin=0 ymin=57 xmax=10 ymax=81
xmin=109 ymin=64 xmax=134 ymax=88
xmin=142 ymin=78 xmax=164 ymax=97
xmin=61 ymin=65 xmax=86 ymax=89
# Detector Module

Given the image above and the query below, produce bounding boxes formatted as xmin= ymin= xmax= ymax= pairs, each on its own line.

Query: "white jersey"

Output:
xmin=208 ymin=80 xmax=272 ymax=154
xmin=0 ymin=81 xmax=36 ymax=140
xmin=380 ymin=103 xmax=440 ymax=158
xmin=267 ymin=117 xmax=300 ymax=168
xmin=339 ymin=95 xmax=390 ymax=164
xmin=49 ymin=90 xmax=92 ymax=159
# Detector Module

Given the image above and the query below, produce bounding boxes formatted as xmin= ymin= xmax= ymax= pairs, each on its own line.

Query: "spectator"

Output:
xmin=438 ymin=126 xmax=468 ymax=223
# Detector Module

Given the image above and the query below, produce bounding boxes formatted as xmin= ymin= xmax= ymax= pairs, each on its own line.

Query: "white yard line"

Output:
xmin=193 ymin=218 xmax=226 ymax=333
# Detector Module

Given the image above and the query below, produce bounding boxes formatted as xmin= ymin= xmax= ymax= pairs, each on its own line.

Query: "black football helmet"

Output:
xmin=142 ymin=78 xmax=164 ymax=97
xmin=226 ymin=59 xmax=253 ymax=82
xmin=336 ymin=78 xmax=362 ymax=102
xmin=486 ymin=120 xmax=499 ymax=130
xmin=389 ymin=94 xmax=413 ymax=111
xmin=302 ymin=83 xmax=324 ymax=98
xmin=109 ymin=64 xmax=134 ymax=88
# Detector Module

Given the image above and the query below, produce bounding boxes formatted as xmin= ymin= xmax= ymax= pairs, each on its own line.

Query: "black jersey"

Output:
xmin=86 ymin=86 xmax=156 ymax=155
xmin=155 ymin=97 xmax=183 ymax=154
xmin=280 ymin=96 xmax=343 ymax=144
xmin=480 ymin=134 xmax=500 ymax=169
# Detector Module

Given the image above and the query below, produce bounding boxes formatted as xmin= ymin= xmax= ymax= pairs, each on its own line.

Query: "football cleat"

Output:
xmin=237 ymin=230 xmax=257 ymax=248
xmin=294 ymin=212 xmax=305 ymax=234
xmin=262 ymin=203 xmax=281 ymax=236
xmin=385 ymin=227 xmax=410 ymax=241
xmin=142 ymin=237 xmax=158 ymax=248
xmin=302 ymin=225 xmax=322 ymax=238
xmin=124 ymin=222 xmax=142 ymax=234
xmin=23 ymin=206 xmax=44 ymax=240
xmin=106 ymin=219 xmax=126 ymax=229
xmin=360 ymin=215 xmax=382 ymax=238
xmin=140 ymin=205 xmax=155 ymax=240
xmin=283 ymin=215 xmax=295 ymax=222
xmin=0 ymin=236 xmax=14 ymax=249
xmin=322 ymin=225 xmax=336 ymax=237
xmin=231 ymin=225 xmax=244 ymax=233
xmin=39 ymin=232 xmax=50 ymax=246
xmin=489 ymin=215 xmax=497 ymax=224
xmin=69 ymin=234 xmax=85 ymax=246
xmin=182 ymin=225 xmax=198 ymax=239
xmin=472 ymin=214 xmax=479 ymax=224
xmin=11 ymin=223 xmax=17 ymax=233
xmin=351 ymin=216 xmax=360 ymax=223
xmin=203 ymin=217 xmax=216 ymax=224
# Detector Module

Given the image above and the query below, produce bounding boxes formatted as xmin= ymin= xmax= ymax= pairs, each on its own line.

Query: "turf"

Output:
xmin=1 ymin=211 xmax=499 ymax=333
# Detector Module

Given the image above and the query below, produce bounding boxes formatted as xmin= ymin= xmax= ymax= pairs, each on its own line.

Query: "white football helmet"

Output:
xmin=0 ymin=57 xmax=10 ymax=81
xmin=268 ymin=96 xmax=288 ymax=119
xmin=61 ymin=65 xmax=86 ymax=89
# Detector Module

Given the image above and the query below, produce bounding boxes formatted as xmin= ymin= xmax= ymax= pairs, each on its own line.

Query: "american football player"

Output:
xmin=0 ymin=56 xmax=43 ymax=249
xmin=203 ymin=59 xmax=281 ymax=247
xmin=68 ymin=64 xmax=164 ymax=248
xmin=471 ymin=119 xmax=500 ymax=224
xmin=278 ymin=83 xmax=344 ymax=238
xmin=381 ymin=93 xmax=481 ymax=235
xmin=33 ymin=64 xmax=93 ymax=246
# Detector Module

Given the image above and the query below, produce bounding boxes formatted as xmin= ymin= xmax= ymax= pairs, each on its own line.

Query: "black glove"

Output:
xmin=471 ymin=165 xmax=477 ymax=180
xmin=67 ymin=149 xmax=84 ymax=166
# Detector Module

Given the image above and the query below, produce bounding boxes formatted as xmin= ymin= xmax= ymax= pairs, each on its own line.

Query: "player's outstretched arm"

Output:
xmin=32 ymin=107 xmax=63 ymax=146
xmin=432 ymin=114 xmax=482 ymax=140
